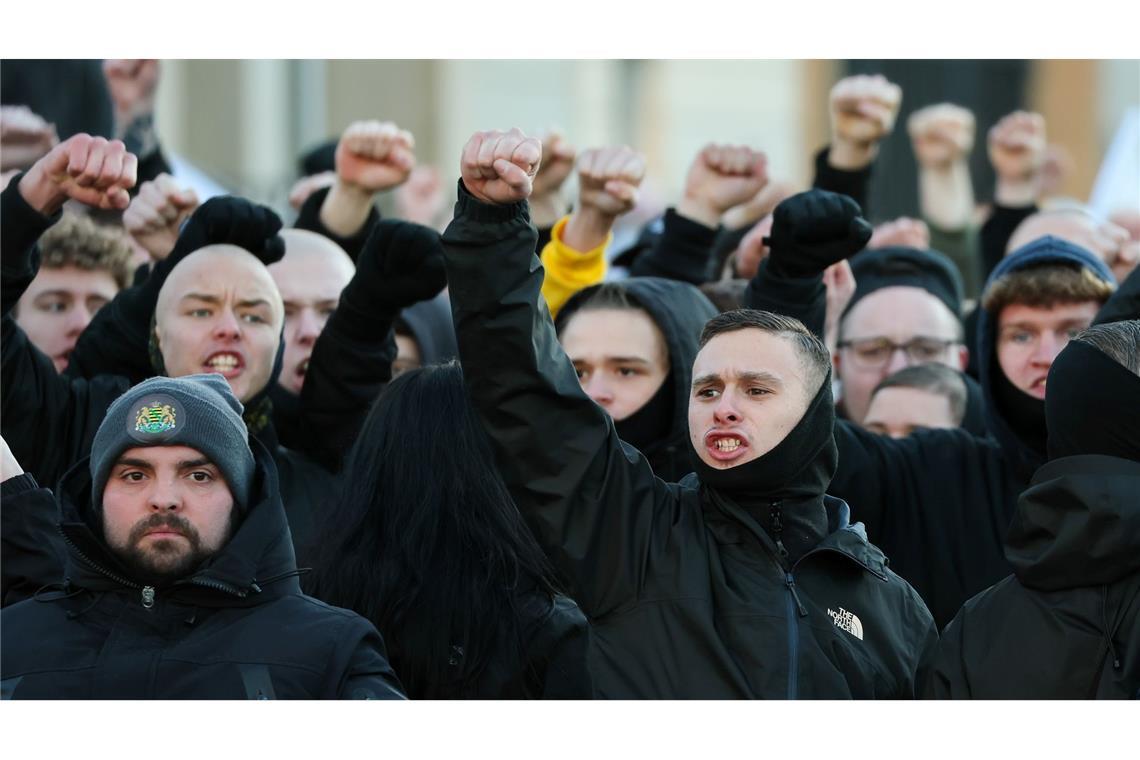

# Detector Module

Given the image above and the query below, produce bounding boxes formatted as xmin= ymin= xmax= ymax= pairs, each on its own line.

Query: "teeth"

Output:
xmin=300 ymin=358 xmax=310 ymax=373
xmin=207 ymin=354 xmax=239 ymax=369
xmin=715 ymin=438 xmax=741 ymax=452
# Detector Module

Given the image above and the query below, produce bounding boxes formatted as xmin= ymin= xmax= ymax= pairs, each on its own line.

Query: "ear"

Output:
xmin=832 ymin=350 xmax=843 ymax=376
xmin=957 ymin=345 xmax=969 ymax=371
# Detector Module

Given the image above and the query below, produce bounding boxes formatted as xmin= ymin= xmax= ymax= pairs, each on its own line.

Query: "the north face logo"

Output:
xmin=828 ymin=607 xmax=864 ymax=641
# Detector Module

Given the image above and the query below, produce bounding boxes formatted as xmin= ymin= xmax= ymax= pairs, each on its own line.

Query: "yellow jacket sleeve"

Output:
xmin=540 ymin=215 xmax=610 ymax=319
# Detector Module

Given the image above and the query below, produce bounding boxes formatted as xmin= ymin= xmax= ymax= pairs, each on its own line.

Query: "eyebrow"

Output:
xmin=691 ymin=370 xmax=782 ymax=389
xmin=182 ymin=293 xmax=272 ymax=310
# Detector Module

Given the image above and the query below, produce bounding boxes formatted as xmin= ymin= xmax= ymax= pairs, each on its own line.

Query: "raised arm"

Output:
xmin=103 ymin=59 xmax=173 ymax=187
xmin=294 ymin=120 xmax=412 ymax=260
xmin=814 ymin=74 xmax=902 ymax=216
xmin=442 ymin=128 xmax=679 ymax=617
xmin=980 ymin=111 xmax=1046 ymax=278
xmin=540 ymin=144 xmax=645 ymax=316
xmin=298 ymin=218 xmax=445 ymax=471
xmin=631 ymin=143 xmax=767 ymax=284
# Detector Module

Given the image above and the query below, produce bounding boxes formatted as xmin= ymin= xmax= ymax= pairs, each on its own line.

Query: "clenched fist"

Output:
xmin=576 ymin=145 xmax=646 ymax=217
xmin=988 ymin=111 xmax=1046 ymax=182
xmin=1 ymin=105 xmax=59 ymax=172
xmin=336 ymin=120 xmax=416 ymax=194
xmin=103 ymin=59 xmax=160 ymax=122
xmin=532 ymin=130 xmax=577 ymax=199
xmin=909 ymin=103 xmax=975 ymax=169
xmin=764 ymin=189 xmax=873 ymax=279
xmin=18 ymin=133 xmax=137 ymax=215
xmin=829 ymin=74 xmax=902 ymax=169
xmin=123 ymin=173 xmax=200 ymax=262
xmin=868 ymin=217 xmax=930 ymax=250
xmin=680 ymin=144 xmax=768 ymax=228
xmin=460 ymin=128 xmax=542 ymax=205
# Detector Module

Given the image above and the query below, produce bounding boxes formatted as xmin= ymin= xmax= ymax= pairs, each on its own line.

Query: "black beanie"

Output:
xmin=844 ymin=246 xmax=964 ymax=320
xmin=90 ymin=374 xmax=256 ymax=513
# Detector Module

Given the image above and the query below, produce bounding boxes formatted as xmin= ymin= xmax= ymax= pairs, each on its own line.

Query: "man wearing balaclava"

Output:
xmin=440 ymin=127 xmax=937 ymax=699
xmin=740 ymin=191 xmax=1116 ymax=629
xmin=926 ymin=320 xmax=1140 ymax=698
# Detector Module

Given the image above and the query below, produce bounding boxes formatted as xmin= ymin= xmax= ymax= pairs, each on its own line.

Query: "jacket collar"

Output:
xmin=55 ymin=437 xmax=300 ymax=605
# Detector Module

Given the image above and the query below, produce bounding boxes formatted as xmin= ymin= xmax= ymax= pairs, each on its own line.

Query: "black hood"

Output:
xmin=556 ymin=277 xmax=718 ymax=478
xmin=1046 ymin=337 xmax=1140 ymax=462
xmin=1005 ymin=455 xmax=1140 ymax=590
xmin=397 ymin=290 xmax=459 ymax=366
xmin=54 ymin=437 xmax=300 ymax=606
xmin=976 ymin=237 xmax=1115 ymax=483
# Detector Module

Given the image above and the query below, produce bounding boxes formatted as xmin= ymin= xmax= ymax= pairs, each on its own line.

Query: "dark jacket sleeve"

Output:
xmin=441 ymin=185 xmax=684 ymax=619
xmin=293 ymin=185 xmax=380 ymax=263
xmin=524 ymin=595 xmax=594 ymax=699
xmin=980 ymin=202 xmax=1037 ymax=282
xmin=1 ymin=175 xmax=59 ymax=316
xmin=2 ymin=181 xmax=123 ymax=488
xmin=1 ymin=474 xmax=67 ymax=607
xmin=62 ymin=276 xmax=157 ymax=385
xmin=629 ymin=208 xmax=719 ymax=285
xmin=328 ymin=617 xmax=407 ymax=700
xmin=741 ymin=258 xmax=827 ymax=338
xmin=295 ymin=266 xmax=397 ymax=473
xmin=1094 ymin=264 xmax=1139 ymax=324
xmin=813 ymin=146 xmax=873 ymax=218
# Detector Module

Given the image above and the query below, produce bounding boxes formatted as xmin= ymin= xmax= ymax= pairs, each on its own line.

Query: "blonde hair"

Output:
xmin=38 ymin=212 xmax=134 ymax=290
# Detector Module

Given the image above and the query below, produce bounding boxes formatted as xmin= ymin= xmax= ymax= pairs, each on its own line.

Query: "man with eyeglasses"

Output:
xmin=745 ymin=194 xmax=1116 ymax=629
xmin=832 ymin=246 xmax=969 ymax=426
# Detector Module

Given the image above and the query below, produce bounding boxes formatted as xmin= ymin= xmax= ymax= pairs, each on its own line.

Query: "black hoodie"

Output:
xmin=441 ymin=185 xmax=937 ymax=698
xmin=741 ymin=233 xmax=1117 ymax=628
xmin=926 ymin=334 xmax=1140 ymax=698
xmin=0 ymin=440 xmax=405 ymax=699
xmin=556 ymin=278 xmax=717 ymax=482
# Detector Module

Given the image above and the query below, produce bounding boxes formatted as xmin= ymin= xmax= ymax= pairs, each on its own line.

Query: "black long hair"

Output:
xmin=306 ymin=361 xmax=561 ymax=698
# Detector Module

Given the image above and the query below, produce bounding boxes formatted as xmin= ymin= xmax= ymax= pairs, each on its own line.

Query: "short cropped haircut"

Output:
xmin=981 ymin=262 xmax=1114 ymax=316
xmin=699 ymin=309 xmax=830 ymax=398
xmin=871 ymin=363 xmax=968 ymax=425
xmin=1072 ymin=320 xmax=1140 ymax=376
xmin=38 ymin=212 xmax=134 ymax=290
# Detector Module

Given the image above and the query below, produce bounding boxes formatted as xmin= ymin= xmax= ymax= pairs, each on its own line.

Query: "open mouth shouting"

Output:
xmin=295 ymin=356 xmax=310 ymax=381
xmin=1028 ymin=376 xmax=1048 ymax=399
xmin=704 ymin=430 xmax=751 ymax=463
xmin=204 ymin=350 xmax=245 ymax=379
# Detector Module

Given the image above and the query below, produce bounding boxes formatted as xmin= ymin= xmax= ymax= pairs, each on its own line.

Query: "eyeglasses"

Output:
xmin=837 ymin=337 xmax=957 ymax=369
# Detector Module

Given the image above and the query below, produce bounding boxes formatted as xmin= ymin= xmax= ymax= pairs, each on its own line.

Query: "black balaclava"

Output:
xmin=1046 ymin=339 xmax=1140 ymax=462
xmin=614 ymin=372 xmax=675 ymax=453
xmin=993 ymin=364 xmax=1048 ymax=458
xmin=694 ymin=366 xmax=839 ymax=565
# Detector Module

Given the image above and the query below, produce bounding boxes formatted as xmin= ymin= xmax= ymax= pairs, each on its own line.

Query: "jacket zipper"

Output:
xmin=769 ymin=502 xmax=807 ymax=699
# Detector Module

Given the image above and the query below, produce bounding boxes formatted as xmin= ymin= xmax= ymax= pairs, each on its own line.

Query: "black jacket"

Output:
xmin=1 ymin=182 xmax=356 ymax=555
xmin=742 ymin=236 xmax=1114 ymax=630
xmin=926 ymin=455 xmax=1140 ymax=698
xmin=0 ymin=442 xmax=405 ymax=699
xmin=556 ymin=277 xmax=717 ymax=483
xmin=441 ymin=187 xmax=937 ymax=698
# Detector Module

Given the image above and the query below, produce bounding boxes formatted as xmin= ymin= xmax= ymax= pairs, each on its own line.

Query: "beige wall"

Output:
xmin=155 ymin=59 xmax=1137 ymax=216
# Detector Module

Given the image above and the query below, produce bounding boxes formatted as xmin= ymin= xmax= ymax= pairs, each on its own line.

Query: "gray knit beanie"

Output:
xmin=90 ymin=374 xmax=255 ymax=513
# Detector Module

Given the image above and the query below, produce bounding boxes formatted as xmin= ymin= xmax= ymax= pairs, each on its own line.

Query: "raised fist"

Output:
xmin=830 ymin=74 xmax=902 ymax=146
xmin=336 ymin=120 xmax=416 ymax=194
xmin=18 ymin=133 xmax=137 ymax=215
xmin=123 ymin=173 xmax=201 ymax=262
xmin=576 ymin=145 xmax=646 ymax=217
xmin=868 ymin=217 xmax=930 ymax=250
xmin=764 ymin=189 xmax=873 ymax=279
xmin=459 ymin=128 xmax=542 ymax=205
xmin=394 ymin=165 xmax=446 ymax=227
xmin=908 ymin=103 xmax=975 ymax=169
xmin=171 ymin=196 xmax=285 ymax=267
xmin=681 ymin=144 xmax=768 ymax=227
xmin=735 ymin=215 xmax=774 ymax=280
xmin=1 ymin=105 xmax=59 ymax=172
xmin=288 ymin=171 xmax=336 ymax=210
xmin=532 ymin=130 xmax=577 ymax=199
xmin=103 ymin=59 xmax=160 ymax=121
xmin=988 ymin=111 xmax=1047 ymax=182
xmin=349 ymin=219 xmax=446 ymax=311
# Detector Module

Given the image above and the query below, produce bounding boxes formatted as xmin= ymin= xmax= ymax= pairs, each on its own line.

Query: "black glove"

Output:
xmin=763 ymin=189 xmax=871 ymax=279
xmin=342 ymin=219 xmax=447 ymax=314
xmin=167 ymin=195 xmax=285 ymax=267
